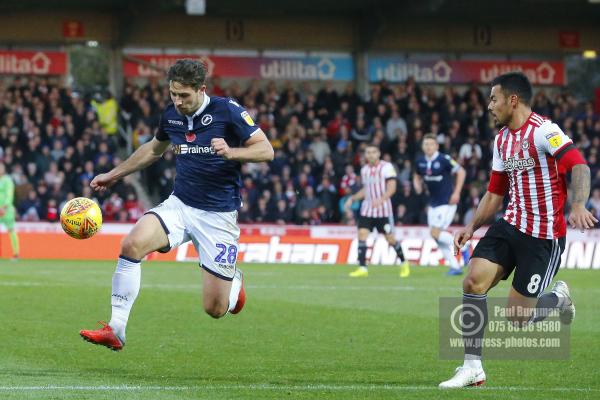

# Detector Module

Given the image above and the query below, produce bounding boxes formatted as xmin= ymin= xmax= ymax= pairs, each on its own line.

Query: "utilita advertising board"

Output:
xmin=123 ymin=53 xmax=354 ymax=81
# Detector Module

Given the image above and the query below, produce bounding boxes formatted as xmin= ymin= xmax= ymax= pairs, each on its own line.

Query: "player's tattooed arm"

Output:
xmin=570 ymin=164 xmax=591 ymax=206
xmin=568 ymin=164 xmax=598 ymax=230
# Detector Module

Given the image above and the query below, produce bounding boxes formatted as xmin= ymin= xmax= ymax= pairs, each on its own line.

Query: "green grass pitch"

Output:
xmin=0 ymin=260 xmax=598 ymax=399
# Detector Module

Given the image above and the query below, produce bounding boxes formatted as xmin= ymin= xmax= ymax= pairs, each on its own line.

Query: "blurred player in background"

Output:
xmin=414 ymin=134 xmax=466 ymax=275
xmin=80 ymin=59 xmax=274 ymax=351
xmin=0 ymin=163 xmax=19 ymax=260
xmin=440 ymin=72 xmax=598 ymax=388
xmin=345 ymin=144 xmax=410 ymax=278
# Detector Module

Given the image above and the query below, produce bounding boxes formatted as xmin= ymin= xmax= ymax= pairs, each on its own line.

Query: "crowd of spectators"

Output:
xmin=1 ymin=75 xmax=600 ymax=226
xmin=0 ymin=76 xmax=144 ymax=222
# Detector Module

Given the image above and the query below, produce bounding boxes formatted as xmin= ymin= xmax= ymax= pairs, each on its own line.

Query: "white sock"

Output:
xmin=109 ymin=256 xmax=141 ymax=341
xmin=228 ymin=270 xmax=242 ymax=312
xmin=437 ymin=231 xmax=460 ymax=270
xmin=461 ymin=241 xmax=470 ymax=252
xmin=463 ymin=357 xmax=482 ymax=370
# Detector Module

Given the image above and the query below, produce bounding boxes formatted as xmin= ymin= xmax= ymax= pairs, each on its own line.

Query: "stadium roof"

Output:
xmin=1 ymin=0 xmax=599 ymax=22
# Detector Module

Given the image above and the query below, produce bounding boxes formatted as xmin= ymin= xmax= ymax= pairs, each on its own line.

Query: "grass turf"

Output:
xmin=0 ymin=259 xmax=598 ymax=399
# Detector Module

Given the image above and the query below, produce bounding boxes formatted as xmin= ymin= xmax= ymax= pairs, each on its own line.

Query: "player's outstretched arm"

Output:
xmin=454 ymin=191 xmax=504 ymax=253
xmin=90 ymin=138 xmax=170 ymax=192
xmin=568 ymin=164 xmax=598 ymax=230
xmin=211 ymin=130 xmax=274 ymax=163
xmin=345 ymin=188 xmax=365 ymax=210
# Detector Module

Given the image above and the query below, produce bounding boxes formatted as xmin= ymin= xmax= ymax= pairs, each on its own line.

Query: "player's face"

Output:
xmin=169 ymin=81 xmax=205 ymax=115
xmin=365 ymin=147 xmax=380 ymax=164
xmin=488 ymin=85 xmax=515 ymax=127
xmin=422 ymin=138 xmax=438 ymax=157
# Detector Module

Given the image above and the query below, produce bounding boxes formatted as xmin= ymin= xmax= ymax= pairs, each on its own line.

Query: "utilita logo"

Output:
xmin=259 ymin=58 xmax=336 ymax=80
xmin=504 ymin=156 xmax=535 ymax=172
xmin=480 ymin=62 xmax=556 ymax=85
xmin=0 ymin=52 xmax=51 ymax=74
xmin=375 ymin=61 xmax=452 ymax=83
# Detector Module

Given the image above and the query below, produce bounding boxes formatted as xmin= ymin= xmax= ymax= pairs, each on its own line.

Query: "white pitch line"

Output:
xmin=0 ymin=281 xmax=421 ymax=291
xmin=0 ymin=384 xmax=598 ymax=392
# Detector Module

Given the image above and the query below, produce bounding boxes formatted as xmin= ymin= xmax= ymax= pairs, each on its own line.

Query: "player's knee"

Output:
xmin=204 ymin=299 xmax=228 ymax=319
xmin=120 ymin=235 xmax=146 ymax=260
xmin=463 ymin=275 xmax=488 ymax=295
xmin=430 ymin=228 xmax=440 ymax=240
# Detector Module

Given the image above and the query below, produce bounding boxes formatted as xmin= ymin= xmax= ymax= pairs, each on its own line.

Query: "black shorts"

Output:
xmin=472 ymin=218 xmax=565 ymax=298
xmin=358 ymin=215 xmax=394 ymax=234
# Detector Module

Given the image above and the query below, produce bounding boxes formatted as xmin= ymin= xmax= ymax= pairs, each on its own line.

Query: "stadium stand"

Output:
xmin=1 ymin=76 xmax=599 ymax=226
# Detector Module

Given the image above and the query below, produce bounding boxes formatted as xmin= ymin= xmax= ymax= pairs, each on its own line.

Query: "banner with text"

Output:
xmin=0 ymin=51 xmax=67 ymax=75
xmin=3 ymin=223 xmax=599 ymax=270
xmin=123 ymin=53 xmax=354 ymax=81
xmin=368 ymin=57 xmax=565 ymax=85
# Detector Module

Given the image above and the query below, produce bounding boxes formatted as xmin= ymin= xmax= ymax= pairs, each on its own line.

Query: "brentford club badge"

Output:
xmin=521 ymin=141 xmax=529 ymax=150
xmin=185 ymin=132 xmax=196 ymax=142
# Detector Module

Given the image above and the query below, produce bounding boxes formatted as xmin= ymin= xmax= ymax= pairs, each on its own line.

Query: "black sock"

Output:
xmin=463 ymin=293 xmax=488 ymax=359
xmin=358 ymin=240 xmax=367 ymax=267
xmin=531 ymin=292 xmax=560 ymax=323
xmin=393 ymin=242 xmax=405 ymax=262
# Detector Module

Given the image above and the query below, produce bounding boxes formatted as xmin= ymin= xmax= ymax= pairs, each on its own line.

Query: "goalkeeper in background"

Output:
xmin=0 ymin=163 xmax=19 ymax=260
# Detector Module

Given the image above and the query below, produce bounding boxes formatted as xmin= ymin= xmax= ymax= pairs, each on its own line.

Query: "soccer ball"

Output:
xmin=60 ymin=197 xmax=103 ymax=239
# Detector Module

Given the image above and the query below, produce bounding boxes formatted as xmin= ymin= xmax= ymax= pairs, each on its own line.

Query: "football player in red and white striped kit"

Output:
xmin=440 ymin=72 xmax=598 ymax=388
xmin=344 ymin=144 xmax=410 ymax=278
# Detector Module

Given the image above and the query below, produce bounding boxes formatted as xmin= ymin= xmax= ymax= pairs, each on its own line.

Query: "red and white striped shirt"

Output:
xmin=360 ymin=160 xmax=396 ymax=217
xmin=492 ymin=112 xmax=572 ymax=239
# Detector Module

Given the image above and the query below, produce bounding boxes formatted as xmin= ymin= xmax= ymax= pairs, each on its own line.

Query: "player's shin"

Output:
xmin=438 ymin=231 xmax=460 ymax=270
xmin=393 ymin=242 xmax=405 ymax=262
xmin=462 ymin=293 xmax=488 ymax=369
xmin=358 ymin=240 xmax=367 ymax=268
xmin=109 ymin=256 xmax=141 ymax=341
xmin=228 ymin=269 xmax=243 ymax=312
xmin=9 ymin=230 xmax=19 ymax=257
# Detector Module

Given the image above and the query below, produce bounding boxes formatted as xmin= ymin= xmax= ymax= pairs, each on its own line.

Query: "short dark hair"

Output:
xmin=490 ymin=72 xmax=532 ymax=106
xmin=167 ymin=59 xmax=207 ymax=90
xmin=423 ymin=133 xmax=437 ymax=141
xmin=365 ymin=143 xmax=380 ymax=151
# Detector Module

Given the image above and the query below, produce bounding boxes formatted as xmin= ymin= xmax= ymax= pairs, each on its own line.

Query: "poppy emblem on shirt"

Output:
xmin=201 ymin=114 xmax=213 ymax=126
xmin=521 ymin=141 xmax=529 ymax=150
xmin=185 ymin=132 xmax=196 ymax=142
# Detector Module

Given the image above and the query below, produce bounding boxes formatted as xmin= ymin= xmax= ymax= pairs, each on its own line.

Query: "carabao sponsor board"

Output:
xmin=3 ymin=223 xmax=599 ymax=270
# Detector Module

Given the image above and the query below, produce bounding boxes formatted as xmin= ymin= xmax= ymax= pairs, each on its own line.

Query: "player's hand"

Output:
xmin=568 ymin=204 xmax=598 ymax=232
xmin=344 ymin=197 xmax=353 ymax=211
xmin=211 ymin=138 xmax=233 ymax=160
xmin=454 ymin=226 xmax=474 ymax=255
xmin=371 ymin=198 xmax=383 ymax=209
xmin=90 ymin=173 xmax=117 ymax=193
xmin=449 ymin=192 xmax=460 ymax=205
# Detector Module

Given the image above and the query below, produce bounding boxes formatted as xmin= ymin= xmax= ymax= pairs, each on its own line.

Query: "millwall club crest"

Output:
xmin=521 ymin=140 xmax=530 ymax=151
xmin=185 ymin=131 xmax=196 ymax=142
xmin=201 ymin=114 xmax=213 ymax=126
